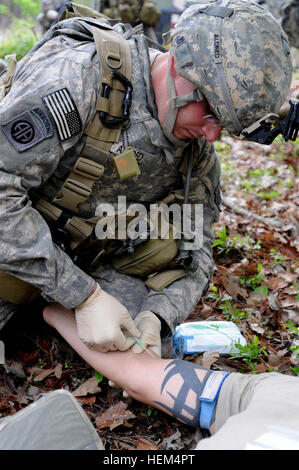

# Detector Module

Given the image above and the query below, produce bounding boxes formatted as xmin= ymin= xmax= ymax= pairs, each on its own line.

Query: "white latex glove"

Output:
xmin=108 ymin=311 xmax=161 ymax=397
xmin=131 ymin=310 xmax=161 ymax=356
xmin=75 ymin=283 xmax=140 ymax=352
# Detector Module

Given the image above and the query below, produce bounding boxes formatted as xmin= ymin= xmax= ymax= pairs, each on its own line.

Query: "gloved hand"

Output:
xmin=75 ymin=283 xmax=140 ymax=352
xmin=108 ymin=310 xmax=162 ymax=398
xmin=131 ymin=310 xmax=161 ymax=356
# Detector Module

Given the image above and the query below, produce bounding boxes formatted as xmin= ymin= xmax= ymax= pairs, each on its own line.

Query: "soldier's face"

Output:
xmin=172 ymin=100 xmax=223 ymax=142
xmin=172 ymin=78 xmax=223 ymax=142
xmin=169 ymin=55 xmax=223 ymax=142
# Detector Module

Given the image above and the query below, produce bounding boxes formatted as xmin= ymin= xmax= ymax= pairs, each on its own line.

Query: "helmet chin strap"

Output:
xmin=162 ymin=56 xmax=204 ymax=145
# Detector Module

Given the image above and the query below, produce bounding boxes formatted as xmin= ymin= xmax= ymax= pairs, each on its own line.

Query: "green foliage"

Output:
xmin=140 ymin=405 xmax=158 ymax=418
xmin=94 ymin=370 xmax=104 ymax=383
xmin=0 ymin=5 xmax=9 ymax=15
xmin=269 ymin=136 xmax=299 ymax=162
xmin=146 ymin=405 xmax=158 ymax=417
xmin=292 ymin=283 xmax=299 ymax=301
xmin=230 ymin=335 xmax=268 ymax=371
xmin=290 ymin=345 xmax=299 ymax=355
xmin=0 ymin=18 xmax=38 ymax=61
xmin=0 ymin=0 xmax=41 ymax=61
xmin=207 ymin=284 xmax=220 ymax=301
xmin=240 ymin=161 xmax=296 ymax=200
xmin=219 ymin=299 xmax=248 ymax=323
xmin=258 ymin=190 xmax=280 ymax=200
xmin=283 ymin=319 xmax=299 ymax=336
xmin=37 ymin=357 xmax=46 ymax=368
xmin=246 ymin=238 xmax=262 ymax=250
xmin=63 ymin=360 xmax=72 ymax=369
xmin=240 ymin=263 xmax=268 ymax=297
xmin=290 ymin=345 xmax=299 ymax=376
xmin=240 ymin=264 xmax=264 ymax=289
xmin=212 ymin=226 xmax=248 ymax=255
xmin=270 ymin=248 xmax=286 ymax=265
xmin=12 ymin=0 xmax=41 ymax=18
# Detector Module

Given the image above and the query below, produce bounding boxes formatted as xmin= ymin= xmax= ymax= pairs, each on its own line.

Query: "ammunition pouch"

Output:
xmin=111 ymin=226 xmax=179 ymax=276
xmin=110 ymin=224 xmax=189 ymax=292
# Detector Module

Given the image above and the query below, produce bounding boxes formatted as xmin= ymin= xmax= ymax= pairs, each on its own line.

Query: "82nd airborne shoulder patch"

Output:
xmin=1 ymin=106 xmax=53 ymax=152
xmin=42 ymin=88 xmax=82 ymax=141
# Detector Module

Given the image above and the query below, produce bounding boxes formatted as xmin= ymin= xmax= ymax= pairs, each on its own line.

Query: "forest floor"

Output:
xmin=0 ymin=80 xmax=298 ymax=451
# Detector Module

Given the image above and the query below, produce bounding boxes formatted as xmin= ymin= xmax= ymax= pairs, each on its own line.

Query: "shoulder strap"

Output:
xmin=58 ymin=2 xmax=108 ymax=21
xmin=83 ymin=23 xmax=132 ymax=154
xmin=51 ymin=21 xmax=132 ymax=214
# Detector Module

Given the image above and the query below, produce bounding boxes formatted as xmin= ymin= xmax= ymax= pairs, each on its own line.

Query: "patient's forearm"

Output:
xmin=43 ymin=304 xmax=211 ymax=429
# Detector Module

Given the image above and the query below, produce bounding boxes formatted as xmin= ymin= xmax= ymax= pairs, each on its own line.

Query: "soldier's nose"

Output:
xmin=200 ymin=122 xmax=223 ymax=142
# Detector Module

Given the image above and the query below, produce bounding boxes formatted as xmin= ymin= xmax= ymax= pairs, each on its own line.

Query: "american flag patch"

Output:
xmin=42 ymin=88 xmax=82 ymax=141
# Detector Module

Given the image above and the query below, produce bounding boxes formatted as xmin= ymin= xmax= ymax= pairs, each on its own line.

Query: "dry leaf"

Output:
xmin=72 ymin=376 xmax=101 ymax=397
xmin=279 ymin=271 xmax=299 ymax=283
xmin=264 ymin=277 xmax=288 ymax=291
xmin=54 ymin=363 xmax=63 ymax=379
xmin=95 ymin=400 xmax=135 ymax=430
xmin=161 ymin=430 xmax=182 ymax=450
xmin=110 ymin=418 xmax=124 ymax=431
xmin=268 ymin=352 xmax=283 ymax=367
xmin=221 ymin=274 xmax=248 ymax=300
xmin=133 ymin=438 xmax=159 ymax=450
xmin=249 ymin=322 xmax=265 ymax=335
xmin=0 ymin=399 xmax=11 ymax=410
xmin=281 ymin=296 xmax=299 ymax=309
xmin=267 ymin=293 xmax=281 ymax=311
xmin=201 ymin=351 xmax=219 ymax=369
xmin=33 ymin=368 xmax=55 ymax=382
xmin=76 ymin=395 xmax=96 ymax=406
xmin=254 ymin=363 xmax=269 ymax=373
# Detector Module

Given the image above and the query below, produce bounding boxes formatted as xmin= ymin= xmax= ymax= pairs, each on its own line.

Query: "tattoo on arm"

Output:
xmin=154 ymin=359 xmax=212 ymax=428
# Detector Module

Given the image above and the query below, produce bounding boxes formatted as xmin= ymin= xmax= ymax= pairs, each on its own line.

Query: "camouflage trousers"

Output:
xmin=0 ymin=264 xmax=173 ymax=356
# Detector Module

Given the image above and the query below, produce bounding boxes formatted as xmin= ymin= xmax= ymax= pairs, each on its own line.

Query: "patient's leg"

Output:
xmin=43 ymin=303 xmax=212 ymax=429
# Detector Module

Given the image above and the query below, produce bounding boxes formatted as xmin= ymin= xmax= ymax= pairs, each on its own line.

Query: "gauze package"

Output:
xmin=172 ymin=321 xmax=247 ymax=358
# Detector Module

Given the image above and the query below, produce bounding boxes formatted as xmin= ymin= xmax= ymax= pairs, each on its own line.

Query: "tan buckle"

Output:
xmin=73 ymin=157 xmax=104 ymax=180
xmin=35 ymin=199 xmax=63 ymax=222
xmin=53 ymin=179 xmax=91 ymax=212
xmin=52 ymin=157 xmax=104 ymax=212
xmin=64 ymin=216 xmax=95 ymax=249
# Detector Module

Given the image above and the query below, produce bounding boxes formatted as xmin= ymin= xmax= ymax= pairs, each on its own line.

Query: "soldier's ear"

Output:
xmin=169 ymin=54 xmax=177 ymax=79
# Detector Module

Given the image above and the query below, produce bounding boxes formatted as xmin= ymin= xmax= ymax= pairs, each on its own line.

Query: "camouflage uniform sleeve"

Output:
xmin=139 ymin=140 xmax=221 ymax=335
xmin=0 ymin=47 xmax=99 ymax=308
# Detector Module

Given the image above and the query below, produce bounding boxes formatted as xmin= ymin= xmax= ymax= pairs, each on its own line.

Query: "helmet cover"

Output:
xmin=170 ymin=0 xmax=293 ymax=135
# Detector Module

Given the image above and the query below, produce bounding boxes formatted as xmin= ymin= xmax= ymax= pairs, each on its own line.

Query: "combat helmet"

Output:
xmin=163 ymin=0 xmax=293 ymax=140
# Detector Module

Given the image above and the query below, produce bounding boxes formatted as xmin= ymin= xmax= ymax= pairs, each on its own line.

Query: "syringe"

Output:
xmin=134 ymin=337 xmax=156 ymax=359
xmin=126 ymin=331 xmax=156 ymax=359
xmin=120 ymin=327 xmax=157 ymax=358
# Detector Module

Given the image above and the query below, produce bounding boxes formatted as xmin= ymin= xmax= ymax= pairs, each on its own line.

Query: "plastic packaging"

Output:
xmin=172 ymin=321 xmax=247 ymax=358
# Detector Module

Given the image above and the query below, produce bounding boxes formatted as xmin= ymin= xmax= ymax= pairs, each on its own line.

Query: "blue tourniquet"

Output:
xmin=199 ymin=371 xmax=230 ymax=430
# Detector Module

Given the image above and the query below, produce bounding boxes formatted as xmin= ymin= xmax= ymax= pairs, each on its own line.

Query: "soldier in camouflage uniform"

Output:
xmin=281 ymin=0 xmax=299 ymax=48
xmin=100 ymin=0 xmax=161 ymax=42
xmin=255 ymin=0 xmax=299 ymax=48
xmin=0 ymin=1 xmax=292 ymax=356
xmin=37 ymin=0 xmax=67 ymax=34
